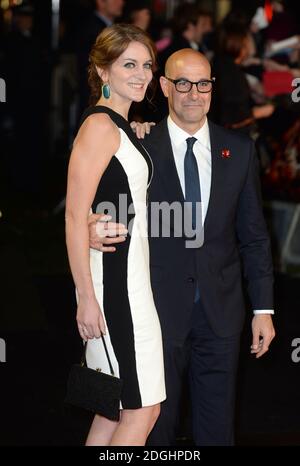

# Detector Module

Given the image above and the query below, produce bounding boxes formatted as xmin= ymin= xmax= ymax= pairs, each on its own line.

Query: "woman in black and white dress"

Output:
xmin=65 ymin=24 xmax=165 ymax=446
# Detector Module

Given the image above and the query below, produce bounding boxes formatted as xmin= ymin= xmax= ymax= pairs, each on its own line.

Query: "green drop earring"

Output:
xmin=102 ymin=83 xmax=111 ymax=99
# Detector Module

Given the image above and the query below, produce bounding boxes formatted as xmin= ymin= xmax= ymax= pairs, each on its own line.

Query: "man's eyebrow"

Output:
xmin=169 ymin=77 xmax=190 ymax=82
xmin=174 ymin=77 xmax=210 ymax=81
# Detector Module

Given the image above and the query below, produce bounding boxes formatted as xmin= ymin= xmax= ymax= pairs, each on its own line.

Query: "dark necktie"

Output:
xmin=184 ymin=137 xmax=201 ymax=230
xmin=184 ymin=137 xmax=201 ymax=303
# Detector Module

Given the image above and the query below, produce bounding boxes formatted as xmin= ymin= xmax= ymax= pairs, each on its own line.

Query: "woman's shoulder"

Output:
xmin=79 ymin=111 xmax=119 ymax=139
xmin=80 ymin=111 xmax=116 ymax=133
xmin=74 ymin=112 xmax=120 ymax=155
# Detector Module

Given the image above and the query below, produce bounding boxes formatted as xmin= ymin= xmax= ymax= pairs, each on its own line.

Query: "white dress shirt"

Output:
xmin=167 ymin=116 xmax=273 ymax=315
xmin=167 ymin=116 xmax=211 ymax=225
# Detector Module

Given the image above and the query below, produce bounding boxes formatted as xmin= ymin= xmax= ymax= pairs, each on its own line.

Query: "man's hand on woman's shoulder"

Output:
xmin=130 ymin=121 xmax=156 ymax=139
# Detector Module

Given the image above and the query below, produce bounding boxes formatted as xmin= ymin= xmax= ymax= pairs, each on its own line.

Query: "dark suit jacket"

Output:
xmin=143 ymin=118 xmax=274 ymax=340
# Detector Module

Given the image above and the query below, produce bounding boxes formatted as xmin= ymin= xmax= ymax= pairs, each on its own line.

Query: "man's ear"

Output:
xmin=96 ymin=65 xmax=108 ymax=83
xmin=159 ymin=76 xmax=169 ymax=98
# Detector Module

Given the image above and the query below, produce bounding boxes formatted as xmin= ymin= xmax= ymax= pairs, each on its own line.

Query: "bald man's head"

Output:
xmin=165 ymin=49 xmax=211 ymax=79
xmin=160 ymin=49 xmax=213 ymax=134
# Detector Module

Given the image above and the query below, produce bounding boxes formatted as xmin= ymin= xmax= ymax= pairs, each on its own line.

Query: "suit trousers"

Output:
xmin=147 ymin=299 xmax=241 ymax=446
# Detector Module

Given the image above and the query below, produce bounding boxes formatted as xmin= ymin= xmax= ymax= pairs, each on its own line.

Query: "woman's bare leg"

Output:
xmin=109 ymin=404 xmax=160 ymax=446
xmin=85 ymin=414 xmax=119 ymax=446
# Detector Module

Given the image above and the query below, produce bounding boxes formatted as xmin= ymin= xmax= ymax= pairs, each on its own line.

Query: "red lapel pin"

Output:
xmin=221 ymin=148 xmax=231 ymax=158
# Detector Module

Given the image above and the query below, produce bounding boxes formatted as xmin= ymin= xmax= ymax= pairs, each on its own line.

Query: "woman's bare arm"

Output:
xmin=65 ymin=113 xmax=119 ymax=339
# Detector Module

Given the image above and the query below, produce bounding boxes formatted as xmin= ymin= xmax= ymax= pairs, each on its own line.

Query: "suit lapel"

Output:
xmin=150 ymin=118 xmax=185 ymax=204
xmin=147 ymin=119 xmax=189 ymax=236
xmin=204 ymin=121 xmax=227 ymax=234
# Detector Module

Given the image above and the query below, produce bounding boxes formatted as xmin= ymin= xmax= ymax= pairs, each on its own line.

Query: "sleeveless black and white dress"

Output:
xmin=79 ymin=106 xmax=166 ymax=409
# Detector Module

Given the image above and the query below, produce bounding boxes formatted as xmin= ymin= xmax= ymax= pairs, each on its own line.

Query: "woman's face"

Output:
xmin=100 ymin=41 xmax=153 ymax=103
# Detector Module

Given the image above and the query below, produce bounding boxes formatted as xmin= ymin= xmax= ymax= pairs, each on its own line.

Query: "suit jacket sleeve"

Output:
xmin=235 ymin=141 xmax=274 ymax=310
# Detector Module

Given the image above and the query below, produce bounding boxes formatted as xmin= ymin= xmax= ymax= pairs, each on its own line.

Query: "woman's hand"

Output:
xmin=76 ymin=296 xmax=106 ymax=341
xmin=130 ymin=121 xmax=156 ymax=139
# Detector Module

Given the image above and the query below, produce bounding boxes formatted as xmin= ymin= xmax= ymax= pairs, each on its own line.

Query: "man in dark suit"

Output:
xmin=88 ymin=49 xmax=275 ymax=445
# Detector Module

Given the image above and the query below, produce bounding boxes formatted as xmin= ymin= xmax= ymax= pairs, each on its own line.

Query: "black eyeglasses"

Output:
xmin=165 ymin=77 xmax=216 ymax=93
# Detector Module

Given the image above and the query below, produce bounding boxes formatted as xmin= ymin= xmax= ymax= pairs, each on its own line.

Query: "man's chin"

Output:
xmin=183 ymin=107 xmax=205 ymax=115
xmin=183 ymin=111 xmax=205 ymax=123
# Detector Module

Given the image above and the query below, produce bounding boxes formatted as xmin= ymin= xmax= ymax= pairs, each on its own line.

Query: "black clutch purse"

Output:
xmin=65 ymin=335 xmax=123 ymax=421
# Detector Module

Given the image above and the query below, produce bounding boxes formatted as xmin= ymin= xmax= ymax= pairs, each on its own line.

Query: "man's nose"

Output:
xmin=189 ymin=83 xmax=199 ymax=98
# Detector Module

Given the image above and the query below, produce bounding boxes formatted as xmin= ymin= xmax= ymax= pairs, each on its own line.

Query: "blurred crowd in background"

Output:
xmin=1 ymin=0 xmax=300 ymax=208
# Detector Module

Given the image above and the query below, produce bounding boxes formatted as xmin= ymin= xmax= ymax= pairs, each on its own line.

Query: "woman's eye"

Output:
xmin=144 ymin=63 xmax=152 ymax=69
xmin=124 ymin=62 xmax=135 ymax=68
